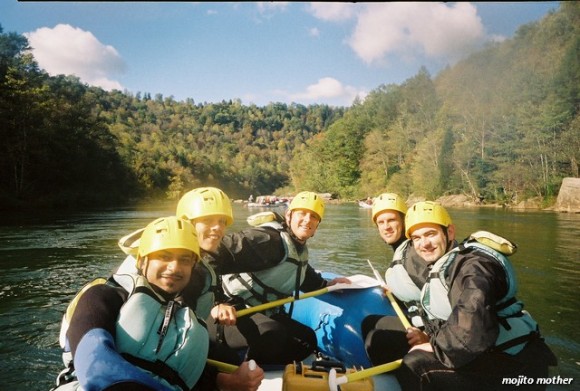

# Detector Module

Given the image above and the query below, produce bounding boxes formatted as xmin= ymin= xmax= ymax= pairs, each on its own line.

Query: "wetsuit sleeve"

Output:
xmin=429 ymin=255 xmax=507 ymax=368
xmin=67 ymin=283 xmax=125 ymax=357
xmin=68 ymin=284 xmax=173 ymax=390
xmin=208 ymin=227 xmax=286 ymax=274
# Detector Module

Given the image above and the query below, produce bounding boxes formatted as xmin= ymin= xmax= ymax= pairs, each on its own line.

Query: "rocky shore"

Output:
xmin=424 ymin=177 xmax=580 ymax=213
xmin=550 ymin=177 xmax=580 ymax=213
xmin=244 ymin=178 xmax=580 ymax=213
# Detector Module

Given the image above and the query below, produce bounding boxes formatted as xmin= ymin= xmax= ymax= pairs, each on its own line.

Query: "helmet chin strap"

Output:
xmin=441 ymin=225 xmax=451 ymax=253
xmin=442 ymin=226 xmax=454 ymax=253
xmin=137 ymin=256 xmax=148 ymax=277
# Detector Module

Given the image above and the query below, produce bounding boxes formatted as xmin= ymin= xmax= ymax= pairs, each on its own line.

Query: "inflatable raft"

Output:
xmin=256 ymin=273 xmax=402 ymax=390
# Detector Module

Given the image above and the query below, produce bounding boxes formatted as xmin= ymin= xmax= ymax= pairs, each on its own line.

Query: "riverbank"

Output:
xmin=337 ymin=178 xmax=580 ymax=213
xmin=238 ymin=194 xmax=579 ymax=213
xmin=434 ymin=178 xmax=580 ymax=213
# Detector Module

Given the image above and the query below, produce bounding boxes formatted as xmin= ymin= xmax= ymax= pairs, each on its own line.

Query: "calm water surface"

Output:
xmin=0 ymin=203 xmax=578 ymax=389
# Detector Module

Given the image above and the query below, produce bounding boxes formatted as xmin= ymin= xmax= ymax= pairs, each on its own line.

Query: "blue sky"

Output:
xmin=2 ymin=2 xmax=560 ymax=107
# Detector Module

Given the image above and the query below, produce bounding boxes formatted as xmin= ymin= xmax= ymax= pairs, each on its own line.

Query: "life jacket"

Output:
xmin=384 ymin=240 xmax=424 ymax=327
xmin=420 ymin=232 xmax=539 ymax=355
xmin=58 ymin=274 xmax=208 ymax=390
xmin=385 ymin=240 xmax=421 ymax=303
xmin=221 ymin=221 xmax=309 ymax=314
xmin=117 ymin=254 xmax=138 ymax=274
xmin=114 ymin=274 xmax=208 ymax=390
xmin=59 ymin=277 xmax=109 ymax=351
xmin=194 ymin=258 xmax=219 ymax=319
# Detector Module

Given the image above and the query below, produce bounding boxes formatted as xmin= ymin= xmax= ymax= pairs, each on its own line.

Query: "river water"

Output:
xmin=0 ymin=202 xmax=578 ymax=390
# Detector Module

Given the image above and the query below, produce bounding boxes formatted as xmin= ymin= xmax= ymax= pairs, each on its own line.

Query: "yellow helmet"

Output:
xmin=371 ymin=193 xmax=407 ymax=223
xmin=405 ymin=201 xmax=452 ymax=238
xmin=138 ymin=216 xmax=200 ymax=259
xmin=288 ymin=191 xmax=325 ymax=220
xmin=176 ymin=187 xmax=233 ymax=226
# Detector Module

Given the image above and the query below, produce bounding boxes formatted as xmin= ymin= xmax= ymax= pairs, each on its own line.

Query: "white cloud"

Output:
xmin=307 ymin=3 xmax=357 ymax=21
xmin=308 ymin=2 xmax=485 ymax=66
xmin=289 ymin=77 xmax=366 ymax=106
xmin=350 ymin=3 xmax=484 ymax=64
xmin=25 ymin=24 xmax=126 ymax=91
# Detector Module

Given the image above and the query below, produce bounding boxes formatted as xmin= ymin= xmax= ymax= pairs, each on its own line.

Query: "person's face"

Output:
xmin=375 ymin=210 xmax=404 ymax=245
xmin=193 ymin=215 xmax=227 ymax=252
xmin=286 ymin=208 xmax=321 ymax=243
xmin=409 ymin=223 xmax=455 ymax=263
xmin=140 ymin=248 xmax=196 ymax=295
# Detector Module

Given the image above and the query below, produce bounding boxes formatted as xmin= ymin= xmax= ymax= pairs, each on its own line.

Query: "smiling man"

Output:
xmin=363 ymin=192 xmax=421 ymax=365
xmin=102 ymin=187 xmax=266 ymax=391
xmin=396 ymin=201 xmax=557 ymax=390
xmin=405 ymin=201 xmax=456 ymax=263
xmin=56 ymin=215 xmax=264 ymax=391
xmin=372 ymin=193 xmax=408 ymax=248
xmin=56 ymin=217 xmax=210 ymax=390
xmin=208 ymin=191 xmax=349 ymax=365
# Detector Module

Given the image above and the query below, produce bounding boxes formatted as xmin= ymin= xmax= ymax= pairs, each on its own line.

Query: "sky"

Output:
xmin=2 ymin=2 xmax=561 ymax=107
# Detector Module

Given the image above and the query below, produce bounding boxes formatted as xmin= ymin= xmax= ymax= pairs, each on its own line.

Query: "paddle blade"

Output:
xmin=367 ymin=259 xmax=387 ymax=286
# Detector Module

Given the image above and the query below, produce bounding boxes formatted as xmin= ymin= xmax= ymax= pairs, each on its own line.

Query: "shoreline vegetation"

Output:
xmin=236 ymin=177 xmax=580 ymax=214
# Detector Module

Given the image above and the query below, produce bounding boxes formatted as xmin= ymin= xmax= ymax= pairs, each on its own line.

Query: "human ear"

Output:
xmin=447 ymin=224 xmax=456 ymax=242
xmin=285 ymin=209 xmax=292 ymax=225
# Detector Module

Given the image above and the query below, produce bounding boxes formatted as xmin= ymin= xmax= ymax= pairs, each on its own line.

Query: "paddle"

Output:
xmin=328 ymin=359 xmax=403 ymax=391
xmin=207 ymin=359 xmax=239 ymax=373
xmin=206 ymin=358 xmax=256 ymax=373
xmin=327 ymin=261 xmax=412 ymax=390
xmin=236 ymin=274 xmax=379 ymax=317
xmin=367 ymin=259 xmax=412 ymax=329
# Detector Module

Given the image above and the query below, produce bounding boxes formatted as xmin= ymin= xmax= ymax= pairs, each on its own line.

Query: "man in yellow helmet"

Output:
xmin=175 ymin=187 xmax=238 ymax=325
xmin=364 ymin=193 xmax=432 ymax=366
xmin=396 ymin=201 xmax=557 ymax=390
xmin=371 ymin=192 xmax=408 ymax=248
xmin=111 ymin=188 xmax=265 ymax=390
xmin=208 ymin=191 xmax=350 ymax=365
xmin=118 ymin=187 xmax=238 ymax=325
xmin=56 ymin=217 xmax=265 ymax=391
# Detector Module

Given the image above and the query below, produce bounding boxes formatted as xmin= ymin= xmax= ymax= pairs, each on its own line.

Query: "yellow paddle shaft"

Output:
xmin=385 ymin=290 xmax=412 ymax=330
xmin=206 ymin=359 xmax=238 ymax=373
xmin=236 ymin=286 xmax=330 ymax=317
xmin=207 ymin=359 xmax=257 ymax=373
xmin=338 ymin=359 xmax=403 ymax=384
xmin=367 ymin=259 xmax=413 ymax=330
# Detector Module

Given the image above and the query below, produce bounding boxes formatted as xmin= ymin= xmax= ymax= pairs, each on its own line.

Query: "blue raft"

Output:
xmin=288 ymin=273 xmax=398 ymax=368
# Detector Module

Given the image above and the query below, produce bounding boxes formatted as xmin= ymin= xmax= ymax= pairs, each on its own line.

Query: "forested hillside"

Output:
xmin=0 ymin=27 xmax=345 ymax=207
xmin=0 ymin=2 xmax=577 ymax=209
xmin=294 ymin=2 xmax=578 ymax=204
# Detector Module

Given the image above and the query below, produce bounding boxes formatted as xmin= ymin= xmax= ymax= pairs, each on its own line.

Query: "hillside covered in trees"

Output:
xmin=0 ymin=2 xmax=578 ymax=209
